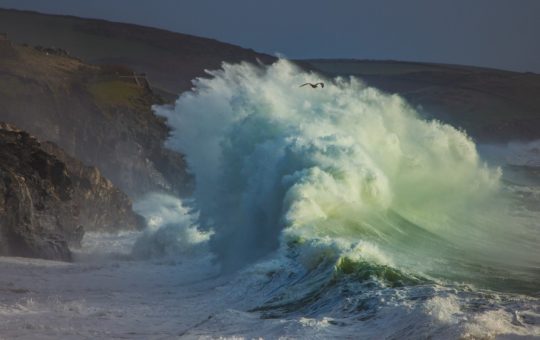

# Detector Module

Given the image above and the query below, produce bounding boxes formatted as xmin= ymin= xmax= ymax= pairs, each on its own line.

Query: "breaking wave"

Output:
xmin=151 ymin=59 xmax=540 ymax=304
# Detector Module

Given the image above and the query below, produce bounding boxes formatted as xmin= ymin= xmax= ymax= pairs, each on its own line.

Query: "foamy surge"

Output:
xmin=153 ymin=59 xmax=539 ymax=287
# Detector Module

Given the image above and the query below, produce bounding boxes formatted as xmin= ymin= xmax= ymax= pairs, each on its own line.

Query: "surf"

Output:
xmin=152 ymin=59 xmax=540 ymax=295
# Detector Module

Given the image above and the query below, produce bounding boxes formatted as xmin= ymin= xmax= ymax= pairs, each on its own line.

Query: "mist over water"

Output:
xmin=131 ymin=193 xmax=212 ymax=259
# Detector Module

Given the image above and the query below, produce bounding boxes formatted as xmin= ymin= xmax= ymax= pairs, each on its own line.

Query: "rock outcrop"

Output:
xmin=0 ymin=123 xmax=143 ymax=261
xmin=0 ymin=123 xmax=76 ymax=260
xmin=40 ymin=141 xmax=145 ymax=233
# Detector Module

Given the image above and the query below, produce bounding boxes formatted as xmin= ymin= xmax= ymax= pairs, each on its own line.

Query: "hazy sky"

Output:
xmin=1 ymin=0 xmax=539 ymax=72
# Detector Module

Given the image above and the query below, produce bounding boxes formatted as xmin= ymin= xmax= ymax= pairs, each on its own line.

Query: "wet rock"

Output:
xmin=0 ymin=123 xmax=144 ymax=261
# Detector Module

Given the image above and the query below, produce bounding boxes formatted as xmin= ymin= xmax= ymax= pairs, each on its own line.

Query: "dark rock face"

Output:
xmin=40 ymin=141 xmax=145 ymax=233
xmin=0 ymin=123 xmax=144 ymax=261
xmin=0 ymin=123 xmax=75 ymax=260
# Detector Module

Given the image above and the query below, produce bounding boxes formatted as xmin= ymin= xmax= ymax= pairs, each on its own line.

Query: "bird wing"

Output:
xmin=318 ymin=82 xmax=324 ymax=88
xmin=299 ymin=83 xmax=310 ymax=87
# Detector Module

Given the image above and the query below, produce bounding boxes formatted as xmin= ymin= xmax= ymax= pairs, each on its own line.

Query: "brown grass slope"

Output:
xmin=0 ymin=8 xmax=276 ymax=96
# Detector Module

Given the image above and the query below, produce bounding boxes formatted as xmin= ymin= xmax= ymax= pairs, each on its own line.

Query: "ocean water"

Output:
xmin=0 ymin=59 xmax=539 ymax=339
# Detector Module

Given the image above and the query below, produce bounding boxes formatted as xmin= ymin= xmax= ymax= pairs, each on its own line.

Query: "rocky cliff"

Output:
xmin=0 ymin=123 xmax=143 ymax=261
xmin=0 ymin=123 xmax=74 ymax=260
xmin=0 ymin=36 xmax=191 ymax=198
xmin=40 ymin=140 xmax=145 ymax=233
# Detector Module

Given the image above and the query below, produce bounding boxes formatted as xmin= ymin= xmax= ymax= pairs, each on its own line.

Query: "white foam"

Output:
xmin=153 ymin=59 xmax=540 ymax=282
xmin=131 ymin=193 xmax=213 ymax=259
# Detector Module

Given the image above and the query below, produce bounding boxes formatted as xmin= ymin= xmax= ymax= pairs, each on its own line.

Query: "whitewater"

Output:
xmin=0 ymin=60 xmax=539 ymax=339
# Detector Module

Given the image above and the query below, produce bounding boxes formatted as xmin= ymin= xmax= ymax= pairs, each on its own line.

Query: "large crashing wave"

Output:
xmin=153 ymin=60 xmax=539 ymax=291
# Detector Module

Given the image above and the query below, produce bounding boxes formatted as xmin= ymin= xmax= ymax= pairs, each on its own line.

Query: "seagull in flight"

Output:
xmin=300 ymin=82 xmax=324 ymax=88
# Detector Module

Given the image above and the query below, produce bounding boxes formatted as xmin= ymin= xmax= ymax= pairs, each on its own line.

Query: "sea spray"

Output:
xmin=153 ymin=59 xmax=539 ymax=292
xmin=131 ymin=193 xmax=212 ymax=258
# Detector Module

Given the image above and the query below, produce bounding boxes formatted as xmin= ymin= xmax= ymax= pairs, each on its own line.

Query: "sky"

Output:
xmin=0 ymin=0 xmax=539 ymax=73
